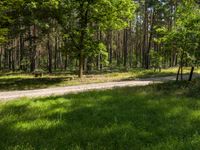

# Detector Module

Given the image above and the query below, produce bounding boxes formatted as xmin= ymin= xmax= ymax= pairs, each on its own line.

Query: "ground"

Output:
xmin=1 ymin=80 xmax=200 ymax=149
xmin=0 ymin=68 xmax=182 ymax=91
xmin=0 ymin=67 xmax=198 ymax=101
xmin=1 ymin=75 xmax=183 ymax=101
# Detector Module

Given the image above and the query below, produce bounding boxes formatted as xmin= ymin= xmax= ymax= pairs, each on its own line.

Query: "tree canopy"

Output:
xmin=0 ymin=0 xmax=199 ymax=79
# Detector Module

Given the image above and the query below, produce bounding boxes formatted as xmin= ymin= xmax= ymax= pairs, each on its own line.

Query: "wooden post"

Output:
xmin=189 ymin=66 xmax=194 ymax=81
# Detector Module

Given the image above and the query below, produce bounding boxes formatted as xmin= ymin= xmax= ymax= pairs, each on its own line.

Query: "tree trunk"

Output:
xmin=189 ymin=66 xmax=194 ymax=81
xmin=47 ymin=34 xmax=52 ymax=73
xmin=54 ymin=36 xmax=58 ymax=71
xmin=19 ymin=32 xmax=24 ymax=70
xmin=77 ymin=1 xmax=88 ymax=78
xmin=123 ymin=28 xmax=128 ymax=68
xmin=8 ymin=49 xmax=12 ymax=70
xmin=180 ymin=66 xmax=183 ymax=80
xmin=142 ymin=0 xmax=148 ymax=68
xmin=64 ymin=53 xmax=68 ymax=71
xmin=146 ymin=9 xmax=155 ymax=69
xmin=30 ymin=25 xmax=36 ymax=72
xmin=79 ymin=50 xmax=84 ymax=78
xmin=176 ymin=66 xmax=181 ymax=81
xmin=108 ymin=30 xmax=113 ymax=65
xmin=0 ymin=46 xmax=2 ymax=70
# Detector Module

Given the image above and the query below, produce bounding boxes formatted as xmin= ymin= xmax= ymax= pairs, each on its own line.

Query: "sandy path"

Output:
xmin=0 ymin=75 xmax=192 ymax=102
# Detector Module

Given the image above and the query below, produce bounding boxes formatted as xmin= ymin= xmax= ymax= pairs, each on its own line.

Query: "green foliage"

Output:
xmin=59 ymin=0 xmax=136 ymax=62
xmin=0 ymin=1 xmax=10 ymax=44
xmin=157 ymin=0 xmax=200 ymax=67
xmin=150 ymin=50 xmax=162 ymax=67
xmin=1 ymin=81 xmax=200 ymax=149
xmin=154 ymin=27 xmax=168 ymax=44
xmin=0 ymin=28 xmax=8 ymax=44
xmin=92 ymin=0 xmax=137 ymax=30
xmin=1 ymin=0 xmax=199 ymax=74
xmin=96 ymin=43 xmax=109 ymax=65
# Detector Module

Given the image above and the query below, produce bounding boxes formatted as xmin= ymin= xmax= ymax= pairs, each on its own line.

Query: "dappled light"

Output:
xmin=0 ymin=0 xmax=199 ymax=149
xmin=0 ymin=68 xmax=195 ymax=91
xmin=1 ymin=81 xmax=200 ymax=149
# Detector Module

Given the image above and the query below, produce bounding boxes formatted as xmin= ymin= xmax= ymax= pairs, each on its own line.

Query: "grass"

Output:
xmin=0 ymin=67 xmax=192 ymax=91
xmin=1 ymin=79 xmax=200 ymax=149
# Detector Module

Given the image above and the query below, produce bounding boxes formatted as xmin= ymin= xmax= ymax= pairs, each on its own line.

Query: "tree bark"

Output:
xmin=142 ymin=0 xmax=148 ymax=68
xmin=77 ymin=1 xmax=89 ymax=78
xmin=79 ymin=50 xmax=84 ymax=78
xmin=30 ymin=25 xmax=37 ymax=72
xmin=146 ymin=9 xmax=155 ymax=69
xmin=189 ymin=66 xmax=194 ymax=81
xmin=54 ymin=36 xmax=58 ymax=71
xmin=19 ymin=32 xmax=24 ymax=70
xmin=176 ymin=66 xmax=181 ymax=81
xmin=123 ymin=28 xmax=128 ymax=68
xmin=108 ymin=30 xmax=113 ymax=65
xmin=47 ymin=34 xmax=52 ymax=73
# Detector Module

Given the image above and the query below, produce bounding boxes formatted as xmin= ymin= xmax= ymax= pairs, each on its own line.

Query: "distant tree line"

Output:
xmin=0 ymin=0 xmax=199 ymax=78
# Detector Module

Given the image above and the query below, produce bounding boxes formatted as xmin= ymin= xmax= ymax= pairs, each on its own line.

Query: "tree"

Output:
xmin=59 ymin=0 xmax=136 ymax=78
xmin=0 ymin=0 xmax=199 ymax=76
xmin=161 ymin=0 xmax=200 ymax=80
xmin=0 ymin=1 xmax=10 ymax=44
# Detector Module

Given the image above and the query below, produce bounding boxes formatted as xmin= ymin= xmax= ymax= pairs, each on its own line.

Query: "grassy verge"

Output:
xmin=0 ymin=67 xmax=194 ymax=91
xmin=1 ymin=79 xmax=200 ymax=149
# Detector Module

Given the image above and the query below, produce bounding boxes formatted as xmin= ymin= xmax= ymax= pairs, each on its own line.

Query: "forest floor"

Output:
xmin=0 ymin=67 xmax=199 ymax=101
xmin=0 ymin=73 xmax=199 ymax=101
xmin=0 ymin=67 xmax=198 ymax=92
xmin=0 ymin=76 xmax=169 ymax=101
xmin=1 ymin=79 xmax=200 ymax=149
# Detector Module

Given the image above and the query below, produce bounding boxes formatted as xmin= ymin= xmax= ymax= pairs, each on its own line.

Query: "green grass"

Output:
xmin=0 ymin=67 xmax=188 ymax=91
xmin=1 ymin=80 xmax=200 ymax=149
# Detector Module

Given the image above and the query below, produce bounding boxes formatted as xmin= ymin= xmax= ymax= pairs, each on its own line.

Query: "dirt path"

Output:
xmin=0 ymin=75 xmax=194 ymax=102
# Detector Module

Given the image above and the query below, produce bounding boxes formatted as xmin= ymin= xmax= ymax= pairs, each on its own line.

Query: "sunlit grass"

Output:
xmin=1 ymin=80 xmax=200 ymax=149
xmin=0 ymin=67 xmax=188 ymax=91
xmin=0 ymin=67 xmax=198 ymax=91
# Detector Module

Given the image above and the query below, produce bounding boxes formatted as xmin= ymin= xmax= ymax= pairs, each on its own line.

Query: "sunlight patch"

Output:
xmin=190 ymin=111 xmax=200 ymax=120
xmin=166 ymin=106 xmax=184 ymax=118
xmin=12 ymin=119 xmax=62 ymax=131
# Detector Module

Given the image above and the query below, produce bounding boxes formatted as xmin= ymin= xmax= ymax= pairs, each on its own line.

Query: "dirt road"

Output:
xmin=0 ymin=76 xmax=188 ymax=101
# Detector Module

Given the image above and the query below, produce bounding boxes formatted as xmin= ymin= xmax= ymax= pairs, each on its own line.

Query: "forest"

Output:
xmin=1 ymin=0 xmax=200 ymax=149
xmin=0 ymin=0 xmax=199 ymax=78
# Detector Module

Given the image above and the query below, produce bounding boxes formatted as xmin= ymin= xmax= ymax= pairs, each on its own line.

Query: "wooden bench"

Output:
xmin=33 ymin=72 xmax=43 ymax=77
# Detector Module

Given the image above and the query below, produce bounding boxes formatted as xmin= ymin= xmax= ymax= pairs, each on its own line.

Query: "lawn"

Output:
xmin=0 ymin=67 xmax=194 ymax=91
xmin=1 ymin=80 xmax=200 ymax=149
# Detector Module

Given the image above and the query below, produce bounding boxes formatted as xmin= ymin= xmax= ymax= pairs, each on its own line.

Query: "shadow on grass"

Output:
xmin=1 ymin=82 xmax=200 ymax=149
xmin=0 ymin=77 xmax=66 ymax=91
xmin=0 ymin=68 xmax=180 ymax=91
xmin=121 ymin=72 xmax=177 ymax=81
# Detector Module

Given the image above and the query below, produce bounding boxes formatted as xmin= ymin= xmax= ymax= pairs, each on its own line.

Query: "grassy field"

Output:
xmin=0 ymin=67 xmax=196 ymax=91
xmin=1 ymin=79 xmax=200 ymax=149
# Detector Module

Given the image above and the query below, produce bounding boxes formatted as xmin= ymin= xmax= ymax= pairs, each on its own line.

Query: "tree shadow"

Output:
xmin=0 ymin=83 xmax=200 ymax=149
xmin=0 ymin=77 xmax=67 ymax=91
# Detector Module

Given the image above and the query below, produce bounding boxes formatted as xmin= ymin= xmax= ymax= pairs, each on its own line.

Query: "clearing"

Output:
xmin=0 ymin=80 xmax=200 ymax=149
